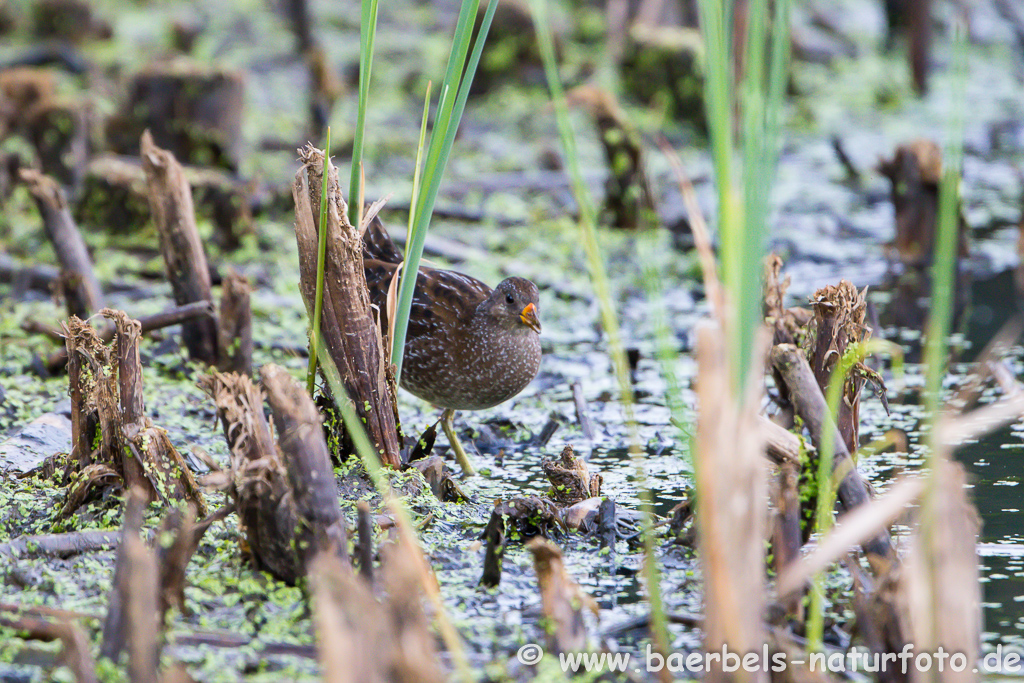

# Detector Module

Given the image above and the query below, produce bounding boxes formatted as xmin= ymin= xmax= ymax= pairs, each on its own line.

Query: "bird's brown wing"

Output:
xmin=362 ymin=215 xmax=405 ymax=265
xmin=364 ymin=260 xmax=492 ymax=333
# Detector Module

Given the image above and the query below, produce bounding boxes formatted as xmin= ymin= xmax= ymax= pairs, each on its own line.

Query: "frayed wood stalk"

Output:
xmin=903 ymin=460 xmax=981 ymax=683
xmin=141 ymin=130 xmax=218 ymax=365
xmin=217 ymin=268 xmax=253 ymax=375
xmin=60 ymin=313 xmax=207 ymax=518
xmin=199 ymin=371 xmax=298 ymax=581
xmin=200 ymin=367 xmax=347 ymax=583
xmin=292 ymin=144 xmax=402 ymax=468
xmin=763 ymin=254 xmax=811 ymax=348
xmin=694 ymin=322 xmax=768 ymax=683
xmin=64 ymin=316 xmax=104 ymax=471
xmin=20 ymin=168 xmax=102 ymax=318
xmin=261 ymin=364 xmax=348 ymax=568
xmin=527 ymin=537 xmax=597 ymax=655
xmin=107 ymin=309 xmax=150 ymax=493
xmin=105 ymin=309 xmax=207 ymax=516
xmin=61 ymin=316 xmax=123 ymax=516
xmin=771 ymin=343 xmax=894 ymax=562
xmin=542 ymin=444 xmax=602 ymax=505
xmin=807 ymin=280 xmax=878 ymax=456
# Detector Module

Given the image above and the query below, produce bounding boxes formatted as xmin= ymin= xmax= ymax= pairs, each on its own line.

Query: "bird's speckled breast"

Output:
xmin=401 ymin=319 xmax=541 ymax=411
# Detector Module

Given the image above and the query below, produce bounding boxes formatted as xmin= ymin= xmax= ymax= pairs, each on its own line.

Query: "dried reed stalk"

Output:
xmin=694 ymin=323 xmax=768 ymax=683
xmin=200 ymin=367 xmax=348 ymax=583
xmin=292 ymin=144 xmax=402 ymax=467
xmin=20 ymin=168 xmax=102 ymax=318
xmin=141 ymin=130 xmax=218 ymax=365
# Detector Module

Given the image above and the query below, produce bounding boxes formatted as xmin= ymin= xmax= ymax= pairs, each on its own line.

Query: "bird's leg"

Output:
xmin=441 ymin=408 xmax=476 ymax=476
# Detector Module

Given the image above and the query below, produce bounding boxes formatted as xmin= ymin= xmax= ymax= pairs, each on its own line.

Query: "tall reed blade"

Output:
xmin=348 ymin=0 xmax=380 ymax=226
xmin=696 ymin=0 xmax=790 ymax=389
xmin=918 ymin=19 xmax=968 ymax=649
xmin=306 ymin=127 xmax=332 ymax=396
xmin=391 ymin=0 xmax=498 ymax=382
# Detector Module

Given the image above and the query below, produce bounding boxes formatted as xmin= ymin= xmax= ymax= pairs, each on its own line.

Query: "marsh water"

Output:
xmin=2 ymin=0 xmax=1024 ymax=677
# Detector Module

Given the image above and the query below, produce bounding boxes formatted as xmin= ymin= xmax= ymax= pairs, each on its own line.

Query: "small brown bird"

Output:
xmin=362 ymin=217 xmax=542 ymax=475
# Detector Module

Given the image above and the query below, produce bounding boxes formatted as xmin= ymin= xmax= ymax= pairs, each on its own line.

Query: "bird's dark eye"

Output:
xmin=505 ymin=292 xmax=515 ymax=305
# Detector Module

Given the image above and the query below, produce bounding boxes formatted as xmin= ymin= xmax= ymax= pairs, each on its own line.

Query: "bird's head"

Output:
xmin=483 ymin=277 xmax=541 ymax=335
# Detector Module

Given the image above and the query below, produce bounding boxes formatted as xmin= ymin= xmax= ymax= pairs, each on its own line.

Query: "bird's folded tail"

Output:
xmin=362 ymin=215 xmax=404 ymax=265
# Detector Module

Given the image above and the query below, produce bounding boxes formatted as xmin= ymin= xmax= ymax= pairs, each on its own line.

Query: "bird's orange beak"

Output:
xmin=520 ymin=302 xmax=541 ymax=334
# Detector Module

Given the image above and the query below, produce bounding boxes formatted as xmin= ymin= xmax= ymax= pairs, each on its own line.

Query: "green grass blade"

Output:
xmin=737 ymin=0 xmax=769 ymax=386
xmin=922 ymin=30 xmax=966 ymax=460
xmin=306 ymin=127 xmax=332 ymax=396
xmin=806 ymin=340 xmax=902 ymax=649
xmin=392 ymin=0 xmax=494 ymax=382
xmin=404 ymin=81 xmax=433 ymax=261
xmin=918 ymin=20 xmax=967 ymax=648
xmin=348 ymin=0 xmax=380 ymax=226
xmin=697 ymin=0 xmax=745 ymax=388
xmin=529 ymin=0 xmax=670 ymax=660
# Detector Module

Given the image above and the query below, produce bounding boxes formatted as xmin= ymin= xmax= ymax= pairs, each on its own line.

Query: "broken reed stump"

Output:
xmin=99 ymin=488 xmax=219 ymax=682
xmin=772 ymin=459 xmax=803 ymax=618
xmin=693 ymin=323 xmax=768 ymax=683
xmin=527 ymin=537 xmax=597 ymax=655
xmin=877 ymin=139 xmax=969 ymax=266
xmin=76 ymin=154 xmax=253 ymax=244
xmin=101 ymin=488 xmax=158 ymax=680
xmin=108 ymin=60 xmax=245 ymax=172
xmin=566 ymin=85 xmax=657 ymax=230
xmin=902 ymin=462 xmax=981 ymax=681
xmin=262 ymin=364 xmax=348 ymax=567
xmin=770 ymin=343 xmax=894 ymax=564
xmin=479 ymin=508 xmax=506 ymax=588
xmin=292 ymin=144 xmax=402 ymax=468
xmin=200 ymin=367 xmax=348 ymax=584
xmin=141 ymin=130 xmax=219 ymax=365
xmin=542 ymin=444 xmax=601 ymax=505
xmin=763 ymin=253 xmax=812 ymax=348
xmin=217 ymin=269 xmax=253 ymax=376
xmin=61 ymin=313 xmax=207 ymax=518
xmin=19 ymin=168 xmax=102 ymax=318
xmin=619 ymin=24 xmax=707 ymax=133
xmin=24 ymin=97 xmax=89 ymax=193
xmin=356 ymin=501 xmax=373 ymax=583
xmin=806 ymin=280 xmax=882 ymax=457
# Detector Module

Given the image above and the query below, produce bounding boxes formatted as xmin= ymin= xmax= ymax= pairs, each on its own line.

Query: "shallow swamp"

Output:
xmin=2 ymin=0 xmax=1024 ymax=679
